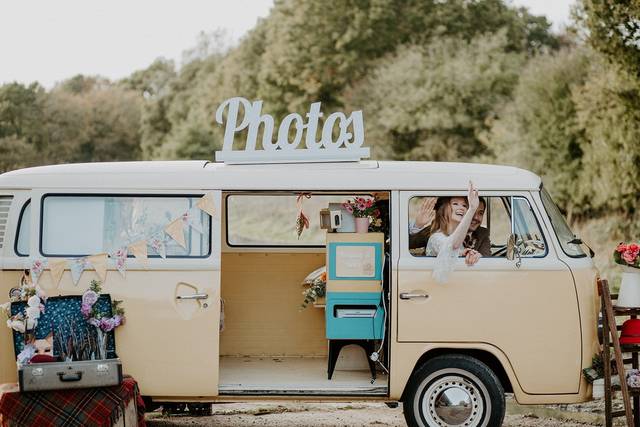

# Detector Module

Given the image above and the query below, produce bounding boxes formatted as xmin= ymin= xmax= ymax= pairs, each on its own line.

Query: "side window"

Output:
xmin=41 ymin=195 xmax=210 ymax=257
xmin=407 ymin=195 xmax=546 ymax=258
xmin=512 ymin=197 xmax=546 ymax=257
xmin=16 ymin=200 xmax=30 ymax=256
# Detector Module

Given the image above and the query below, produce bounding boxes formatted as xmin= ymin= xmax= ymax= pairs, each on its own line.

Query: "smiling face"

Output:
xmin=469 ymin=199 xmax=486 ymax=231
xmin=448 ymin=197 xmax=468 ymax=224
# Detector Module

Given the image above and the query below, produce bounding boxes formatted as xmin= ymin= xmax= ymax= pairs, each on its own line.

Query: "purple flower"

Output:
xmin=81 ymin=303 xmax=92 ymax=318
xmin=82 ymin=290 xmax=98 ymax=306
xmin=112 ymin=315 xmax=122 ymax=327
xmin=99 ymin=317 xmax=116 ymax=332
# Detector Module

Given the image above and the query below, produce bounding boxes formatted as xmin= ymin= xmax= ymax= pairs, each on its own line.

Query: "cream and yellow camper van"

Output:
xmin=0 ymin=159 xmax=598 ymax=426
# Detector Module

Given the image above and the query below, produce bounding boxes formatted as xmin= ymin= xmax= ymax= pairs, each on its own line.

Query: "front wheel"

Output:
xmin=403 ymin=354 xmax=505 ymax=427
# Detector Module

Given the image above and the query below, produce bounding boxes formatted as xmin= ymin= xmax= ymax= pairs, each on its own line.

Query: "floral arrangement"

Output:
xmin=301 ymin=270 xmax=326 ymax=310
xmin=1 ymin=272 xmax=46 ymax=333
xmin=81 ymin=280 xmax=125 ymax=332
xmin=615 ymin=242 xmax=640 ymax=269
xmin=342 ymin=197 xmax=380 ymax=219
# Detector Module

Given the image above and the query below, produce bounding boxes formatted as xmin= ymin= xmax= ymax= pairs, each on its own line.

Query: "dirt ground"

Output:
xmin=145 ymin=398 xmax=617 ymax=427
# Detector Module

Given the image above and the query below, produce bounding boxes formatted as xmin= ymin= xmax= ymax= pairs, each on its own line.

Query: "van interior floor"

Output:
xmin=218 ymin=356 xmax=388 ymax=396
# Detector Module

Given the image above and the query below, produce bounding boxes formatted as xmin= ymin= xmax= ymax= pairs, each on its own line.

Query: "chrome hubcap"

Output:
xmin=420 ymin=374 xmax=485 ymax=426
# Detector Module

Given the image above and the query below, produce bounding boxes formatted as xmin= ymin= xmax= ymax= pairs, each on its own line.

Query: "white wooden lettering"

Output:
xmin=214 ymin=97 xmax=369 ymax=163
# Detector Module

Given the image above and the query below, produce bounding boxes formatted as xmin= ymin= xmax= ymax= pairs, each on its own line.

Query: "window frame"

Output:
xmin=14 ymin=199 xmax=30 ymax=257
xmin=39 ymin=193 xmax=212 ymax=259
xmin=406 ymin=193 xmax=549 ymax=259
xmin=224 ymin=192 xmax=379 ymax=249
xmin=539 ymin=187 xmax=587 ymax=259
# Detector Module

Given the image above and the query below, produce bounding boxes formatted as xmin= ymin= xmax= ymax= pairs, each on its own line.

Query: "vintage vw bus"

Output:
xmin=0 ymin=158 xmax=598 ymax=426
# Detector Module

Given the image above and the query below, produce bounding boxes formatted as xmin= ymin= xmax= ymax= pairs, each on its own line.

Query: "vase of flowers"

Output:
xmin=614 ymin=242 xmax=640 ymax=308
xmin=342 ymin=197 xmax=380 ymax=234
xmin=81 ymin=280 xmax=125 ymax=359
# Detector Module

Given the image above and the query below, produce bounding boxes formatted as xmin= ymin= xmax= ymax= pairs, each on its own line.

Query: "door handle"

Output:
xmin=175 ymin=293 xmax=209 ymax=300
xmin=399 ymin=292 xmax=429 ymax=300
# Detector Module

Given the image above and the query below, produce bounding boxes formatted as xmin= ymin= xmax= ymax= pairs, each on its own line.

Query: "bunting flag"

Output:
xmin=110 ymin=247 xmax=128 ymax=278
xmin=69 ymin=258 xmax=88 ymax=286
xmin=48 ymin=259 xmax=67 ymax=288
xmin=196 ymin=192 xmax=216 ymax=217
xmin=165 ymin=218 xmax=186 ymax=249
xmin=182 ymin=208 xmax=203 ymax=234
xmin=149 ymin=232 xmax=167 ymax=259
xmin=30 ymin=258 xmax=46 ymax=285
xmin=129 ymin=240 xmax=148 ymax=266
xmin=87 ymin=253 xmax=109 ymax=281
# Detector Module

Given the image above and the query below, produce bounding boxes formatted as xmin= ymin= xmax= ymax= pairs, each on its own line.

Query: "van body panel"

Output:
xmin=396 ymin=191 xmax=583 ymax=395
xmin=388 ymin=343 xmax=592 ymax=404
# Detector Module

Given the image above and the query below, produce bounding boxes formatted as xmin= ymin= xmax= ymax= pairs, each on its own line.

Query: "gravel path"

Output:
xmin=145 ymin=402 xmax=603 ymax=427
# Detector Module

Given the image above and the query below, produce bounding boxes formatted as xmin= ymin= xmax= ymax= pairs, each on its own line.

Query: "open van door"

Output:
xmin=32 ymin=189 xmax=222 ymax=399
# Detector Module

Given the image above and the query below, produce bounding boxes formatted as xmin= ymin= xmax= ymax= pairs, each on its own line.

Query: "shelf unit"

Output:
xmin=600 ymin=278 xmax=639 ymax=426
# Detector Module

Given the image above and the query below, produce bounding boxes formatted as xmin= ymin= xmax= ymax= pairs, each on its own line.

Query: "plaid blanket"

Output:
xmin=0 ymin=376 xmax=145 ymax=427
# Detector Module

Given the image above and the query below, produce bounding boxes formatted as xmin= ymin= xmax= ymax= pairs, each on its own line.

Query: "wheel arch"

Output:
xmin=400 ymin=347 xmax=514 ymax=402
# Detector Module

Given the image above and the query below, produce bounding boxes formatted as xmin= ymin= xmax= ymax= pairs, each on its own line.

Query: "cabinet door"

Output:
xmin=397 ymin=191 xmax=582 ymax=394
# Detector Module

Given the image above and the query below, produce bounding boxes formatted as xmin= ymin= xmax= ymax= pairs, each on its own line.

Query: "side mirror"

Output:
xmin=506 ymin=233 xmax=522 ymax=268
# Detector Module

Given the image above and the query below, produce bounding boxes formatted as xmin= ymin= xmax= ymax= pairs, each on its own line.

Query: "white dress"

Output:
xmin=426 ymin=232 xmax=464 ymax=283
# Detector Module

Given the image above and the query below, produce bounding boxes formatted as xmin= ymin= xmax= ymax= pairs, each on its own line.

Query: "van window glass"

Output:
xmin=16 ymin=201 xmax=30 ymax=256
xmin=540 ymin=188 xmax=586 ymax=258
xmin=512 ymin=197 xmax=546 ymax=257
xmin=227 ymin=194 xmax=367 ymax=246
xmin=41 ymin=195 xmax=210 ymax=257
xmin=408 ymin=196 xmax=546 ymax=258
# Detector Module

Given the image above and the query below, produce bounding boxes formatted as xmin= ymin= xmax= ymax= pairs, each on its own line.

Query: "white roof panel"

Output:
xmin=0 ymin=160 xmax=541 ymax=191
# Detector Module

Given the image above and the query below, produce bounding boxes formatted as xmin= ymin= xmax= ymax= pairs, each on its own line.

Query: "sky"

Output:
xmin=0 ymin=0 xmax=574 ymax=89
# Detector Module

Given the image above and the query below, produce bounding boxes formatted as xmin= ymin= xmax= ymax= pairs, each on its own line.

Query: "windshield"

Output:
xmin=540 ymin=188 xmax=586 ymax=258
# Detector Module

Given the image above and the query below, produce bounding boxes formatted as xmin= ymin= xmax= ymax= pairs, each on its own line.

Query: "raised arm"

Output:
xmin=448 ymin=181 xmax=479 ymax=250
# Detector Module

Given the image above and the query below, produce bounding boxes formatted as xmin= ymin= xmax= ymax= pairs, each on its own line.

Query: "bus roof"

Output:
xmin=0 ymin=160 xmax=541 ymax=191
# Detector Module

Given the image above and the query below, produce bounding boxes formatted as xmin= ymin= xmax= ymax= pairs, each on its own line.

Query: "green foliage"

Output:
xmin=356 ymin=32 xmax=523 ymax=161
xmin=582 ymin=0 xmax=640 ymax=76
xmin=488 ymin=48 xmax=591 ymax=216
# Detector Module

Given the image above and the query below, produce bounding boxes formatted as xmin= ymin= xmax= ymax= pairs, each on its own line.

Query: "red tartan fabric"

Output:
xmin=0 ymin=376 xmax=146 ymax=427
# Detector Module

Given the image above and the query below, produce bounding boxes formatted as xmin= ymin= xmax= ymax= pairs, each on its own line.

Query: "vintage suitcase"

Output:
xmin=18 ymin=358 xmax=123 ymax=392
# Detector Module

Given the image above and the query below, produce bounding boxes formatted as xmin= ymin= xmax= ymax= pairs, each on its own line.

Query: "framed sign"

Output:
xmin=328 ymin=242 xmax=383 ymax=281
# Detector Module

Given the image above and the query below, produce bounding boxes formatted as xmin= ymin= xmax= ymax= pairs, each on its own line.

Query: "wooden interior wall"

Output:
xmin=220 ymin=252 xmax=327 ymax=356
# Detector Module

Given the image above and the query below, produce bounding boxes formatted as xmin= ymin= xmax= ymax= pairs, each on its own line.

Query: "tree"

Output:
xmin=582 ymin=0 xmax=640 ymax=76
xmin=354 ymin=31 xmax=523 ymax=161
xmin=488 ymin=48 xmax=591 ymax=217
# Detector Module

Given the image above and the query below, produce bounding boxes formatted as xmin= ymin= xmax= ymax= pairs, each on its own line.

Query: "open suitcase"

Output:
xmin=11 ymin=295 xmax=122 ymax=392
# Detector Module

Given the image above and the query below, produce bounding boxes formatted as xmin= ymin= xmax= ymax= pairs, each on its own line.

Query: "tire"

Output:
xmin=403 ymin=354 xmax=505 ymax=427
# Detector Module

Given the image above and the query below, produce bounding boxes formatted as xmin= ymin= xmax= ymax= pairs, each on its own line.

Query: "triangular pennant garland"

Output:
xmin=87 ymin=253 xmax=109 ymax=281
xmin=129 ymin=240 xmax=148 ymax=266
xmin=110 ymin=247 xmax=128 ymax=278
xmin=30 ymin=258 xmax=46 ymax=285
xmin=48 ymin=259 xmax=67 ymax=288
xmin=149 ymin=232 xmax=167 ymax=259
xmin=69 ymin=258 xmax=88 ymax=286
xmin=196 ymin=192 xmax=216 ymax=217
xmin=165 ymin=218 xmax=186 ymax=249
xmin=182 ymin=208 xmax=203 ymax=234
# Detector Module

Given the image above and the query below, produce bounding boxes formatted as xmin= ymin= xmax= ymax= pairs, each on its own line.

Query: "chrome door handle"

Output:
xmin=399 ymin=292 xmax=429 ymax=300
xmin=176 ymin=293 xmax=209 ymax=300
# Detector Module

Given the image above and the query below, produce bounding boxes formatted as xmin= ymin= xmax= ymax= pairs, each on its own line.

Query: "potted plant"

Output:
xmin=342 ymin=197 xmax=380 ymax=233
xmin=614 ymin=242 xmax=640 ymax=308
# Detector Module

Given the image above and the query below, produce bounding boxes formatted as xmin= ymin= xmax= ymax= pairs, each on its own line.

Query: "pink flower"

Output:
xmin=629 ymin=243 xmax=640 ymax=255
xmin=343 ymin=203 xmax=353 ymax=213
xmin=356 ymin=202 xmax=366 ymax=211
xmin=623 ymin=250 xmax=639 ymax=265
xmin=617 ymin=243 xmax=629 ymax=254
